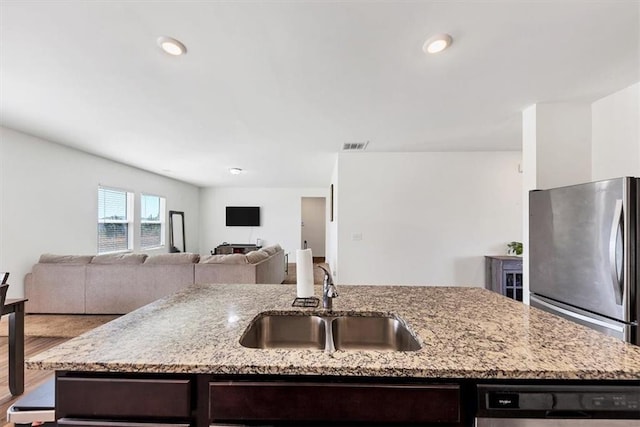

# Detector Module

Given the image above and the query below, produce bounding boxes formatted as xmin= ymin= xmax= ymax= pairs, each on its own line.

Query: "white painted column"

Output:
xmin=533 ymin=103 xmax=592 ymax=189
xmin=521 ymin=105 xmax=537 ymax=305
xmin=592 ymin=82 xmax=640 ymax=180
xmin=521 ymin=103 xmax=592 ymax=304
xmin=326 ymin=158 xmax=339 ymax=280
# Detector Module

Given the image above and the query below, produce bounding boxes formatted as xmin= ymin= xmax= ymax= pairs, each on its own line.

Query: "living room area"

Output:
xmin=1 ymin=126 xmax=524 ymax=297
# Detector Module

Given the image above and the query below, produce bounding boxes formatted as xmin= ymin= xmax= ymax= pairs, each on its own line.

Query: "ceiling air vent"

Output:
xmin=342 ymin=141 xmax=369 ymax=151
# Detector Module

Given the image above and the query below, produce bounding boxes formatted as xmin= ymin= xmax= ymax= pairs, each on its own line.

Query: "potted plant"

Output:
xmin=507 ymin=241 xmax=523 ymax=256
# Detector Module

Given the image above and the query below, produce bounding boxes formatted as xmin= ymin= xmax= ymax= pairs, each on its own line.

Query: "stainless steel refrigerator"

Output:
xmin=529 ymin=177 xmax=639 ymax=345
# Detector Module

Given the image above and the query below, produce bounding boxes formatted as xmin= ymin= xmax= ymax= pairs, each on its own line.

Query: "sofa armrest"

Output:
xmin=26 ymin=264 xmax=87 ymax=313
xmin=255 ymin=250 xmax=286 ymax=284
xmin=24 ymin=272 xmax=32 ymax=293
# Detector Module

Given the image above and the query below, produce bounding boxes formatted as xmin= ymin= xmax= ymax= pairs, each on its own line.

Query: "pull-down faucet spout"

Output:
xmin=317 ymin=265 xmax=338 ymax=310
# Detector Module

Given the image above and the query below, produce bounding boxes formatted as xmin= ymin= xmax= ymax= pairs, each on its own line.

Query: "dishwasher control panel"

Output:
xmin=477 ymin=384 xmax=640 ymax=419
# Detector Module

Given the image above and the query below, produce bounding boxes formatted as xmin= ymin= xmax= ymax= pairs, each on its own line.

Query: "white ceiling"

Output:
xmin=1 ymin=1 xmax=638 ymax=187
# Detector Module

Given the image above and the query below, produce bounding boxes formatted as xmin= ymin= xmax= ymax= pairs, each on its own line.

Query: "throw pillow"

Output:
xmin=246 ymin=250 xmax=269 ymax=264
xmin=200 ymin=254 xmax=248 ymax=264
xmin=262 ymin=244 xmax=282 ymax=255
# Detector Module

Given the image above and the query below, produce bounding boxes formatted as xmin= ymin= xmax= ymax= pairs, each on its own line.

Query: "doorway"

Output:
xmin=301 ymin=197 xmax=326 ymax=262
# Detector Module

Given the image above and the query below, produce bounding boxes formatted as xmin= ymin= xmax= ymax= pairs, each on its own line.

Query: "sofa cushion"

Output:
xmin=38 ymin=254 xmax=94 ymax=264
xmin=200 ymin=254 xmax=248 ymax=264
xmin=91 ymin=253 xmax=148 ymax=264
xmin=246 ymin=250 xmax=269 ymax=264
xmin=261 ymin=244 xmax=282 ymax=255
xmin=144 ymin=253 xmax=200 ymax=264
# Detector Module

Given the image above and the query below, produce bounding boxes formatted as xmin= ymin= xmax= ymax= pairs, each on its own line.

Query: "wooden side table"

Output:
xmin=3 ymin=298 xmax=27 ymax=395
xmin=485 ymin=256 xmax=523 ymax=301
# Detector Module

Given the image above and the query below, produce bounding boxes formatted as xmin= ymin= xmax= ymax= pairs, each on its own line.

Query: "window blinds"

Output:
xmin=141 ymin=194 xmax=165 ymax=249
xmin=98 ymin=187 xmax=130 ymax=253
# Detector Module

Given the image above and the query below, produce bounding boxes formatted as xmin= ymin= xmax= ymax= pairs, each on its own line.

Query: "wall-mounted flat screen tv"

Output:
xmin=226 ymin=206 xmax=260 ymax=226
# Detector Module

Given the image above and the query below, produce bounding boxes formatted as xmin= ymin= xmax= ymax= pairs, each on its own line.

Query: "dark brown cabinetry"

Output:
xmin=485 ymin=256 xmax=523 ymax=301
xmin=53 ymin=372 xmax=639 ymax=426
xmin=56 ymin=373 xmax=469 ymax=427
xmin=56 ymin=373 xmax=194 ymax=426
xmin=57 ymin=420 xmax=190 ymax=427
xmin=209 ymin=381 xmax=460 ymax=424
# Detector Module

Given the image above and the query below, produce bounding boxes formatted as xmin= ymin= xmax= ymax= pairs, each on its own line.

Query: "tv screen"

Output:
xmin=226 ymin=206 xmax=260 ymax=226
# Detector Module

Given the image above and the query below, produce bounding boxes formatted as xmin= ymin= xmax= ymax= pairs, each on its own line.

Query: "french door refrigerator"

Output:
xmin=529 ymin=177 xmax=639 ymax=345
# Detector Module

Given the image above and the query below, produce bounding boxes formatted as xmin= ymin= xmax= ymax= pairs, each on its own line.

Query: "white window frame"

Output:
xmin=140 ymin=193 xmax=166 ymax=250
xmin=97 ymin=186 xmax=134 ymax=254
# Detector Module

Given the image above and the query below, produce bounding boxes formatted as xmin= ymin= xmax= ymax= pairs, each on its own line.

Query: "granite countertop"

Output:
xmin=27 ymin=283 xmax=640 ymax=380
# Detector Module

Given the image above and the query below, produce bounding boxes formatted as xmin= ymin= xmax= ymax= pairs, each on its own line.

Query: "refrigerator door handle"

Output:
xmin=531 ymin=295 xmax=626 ymax=333
xmin=609 ymin=199 xmax=623 ymax=305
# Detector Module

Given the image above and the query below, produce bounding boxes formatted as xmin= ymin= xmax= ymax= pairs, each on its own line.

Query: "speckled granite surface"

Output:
xmin=27 ymin=284 xmax=640 ymax=380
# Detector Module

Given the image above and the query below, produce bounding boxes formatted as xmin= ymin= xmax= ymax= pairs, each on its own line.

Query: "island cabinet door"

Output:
xmin=56 ymin=375 xmax=193 ymax=423
xmin=209 ymin=381 xmax=461 ymax=424
xmin=57 ymin=420 xmax=191 ymax=427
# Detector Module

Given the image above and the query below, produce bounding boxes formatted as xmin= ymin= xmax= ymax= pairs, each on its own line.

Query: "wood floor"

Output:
xmin=283 ymin=262 xmax=329 ymax=285
xmin=0 ymin=336 xmax=68 ymax=425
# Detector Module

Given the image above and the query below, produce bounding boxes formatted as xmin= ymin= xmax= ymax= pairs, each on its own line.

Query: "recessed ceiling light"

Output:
xmin=423 ymin=33 xmax=453 ymax=54
xmin=229 ymin=168 xmax=243 ymax=175
xmin=157 ymin=36 xmax=187 ymax=56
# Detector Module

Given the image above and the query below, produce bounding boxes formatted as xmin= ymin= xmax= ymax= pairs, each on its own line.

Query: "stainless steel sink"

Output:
xmin=239 ymin=313 xmax=326 ymax=349
xmin=240 ymin=312 xmax=421 ymax=352
xmin=331 ymin=316 xmax=421 ymax=351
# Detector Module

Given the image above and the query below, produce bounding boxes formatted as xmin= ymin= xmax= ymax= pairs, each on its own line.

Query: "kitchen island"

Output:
xmin=27 ymin=283 xmax=640 ymax=426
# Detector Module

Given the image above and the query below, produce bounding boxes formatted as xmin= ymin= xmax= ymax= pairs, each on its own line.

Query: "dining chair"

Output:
xmin=0 ymin=283 xmax=8 ymax=316
xmin=0 ymin=272 xmax=8 ymax=285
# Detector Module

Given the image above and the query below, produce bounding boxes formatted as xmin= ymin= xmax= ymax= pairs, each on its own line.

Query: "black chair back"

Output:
xmin=0 ymin=283 xmax=8 ymax=316
xmin=0 ymin=272 xmax=8 ymax=285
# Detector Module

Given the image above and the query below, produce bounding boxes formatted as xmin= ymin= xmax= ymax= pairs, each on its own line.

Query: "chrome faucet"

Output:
xmin=318 ymin=265 xmax=338 ymax=310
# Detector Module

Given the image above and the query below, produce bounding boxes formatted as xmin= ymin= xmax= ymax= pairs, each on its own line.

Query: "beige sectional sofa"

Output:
xmin=25 ymin=245 xmax=285 ymax=314
xmin=196 ymin=247 xmax=285 ymax=285
xmin=85 ymin=253 xmax=198 ymax=314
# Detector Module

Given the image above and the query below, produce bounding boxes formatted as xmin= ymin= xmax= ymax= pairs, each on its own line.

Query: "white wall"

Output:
xmin=336 ymin=152 xmax=522 ymax=286
xmin=199 ymin=187 xmax=327 ymax=261
xmin=0 ymin=127 xmax=200 ymax=298
xmin=592 ymin=82 xmax=640 ymax=180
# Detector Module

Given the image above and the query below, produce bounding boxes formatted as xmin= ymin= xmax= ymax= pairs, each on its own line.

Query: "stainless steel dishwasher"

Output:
xmin=476 ymin=384 xmax=640 ymax=426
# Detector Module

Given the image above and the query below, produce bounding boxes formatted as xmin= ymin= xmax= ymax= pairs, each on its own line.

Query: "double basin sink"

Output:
xmin=239 ymin=312 xmax=421 ymax=352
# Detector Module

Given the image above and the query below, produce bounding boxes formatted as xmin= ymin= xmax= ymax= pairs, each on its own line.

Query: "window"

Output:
xmin=140 ymin=194 xmax=166 ymax=249
xmin=98 ymin=187 xmax=133 ymax=253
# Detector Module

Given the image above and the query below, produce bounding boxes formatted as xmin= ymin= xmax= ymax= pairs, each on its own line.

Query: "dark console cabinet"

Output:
xmin=213 ymin=244 xmax=260 ymax=255
xmin=485 ymin=255 xmax=523 ymax=301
